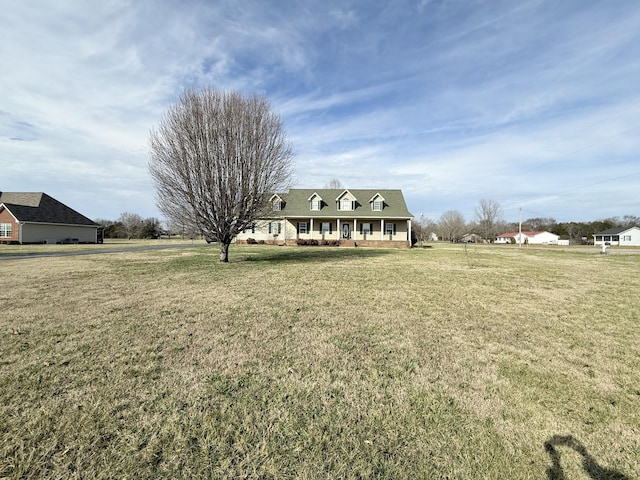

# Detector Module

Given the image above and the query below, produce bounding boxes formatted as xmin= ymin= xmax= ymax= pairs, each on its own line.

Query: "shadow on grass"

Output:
xmin=241 ymin=246 xmax=394 ymax=263
xmin=545 ymin=435 xmax=628 ymax=480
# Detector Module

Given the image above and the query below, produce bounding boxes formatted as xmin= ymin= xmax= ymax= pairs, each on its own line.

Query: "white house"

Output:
xmin=593 ymin=227 xmax=640 ymax=246
xmin=496 ymin=231 xmax=560 ymax=245
xmin=235 ymin=188 xmax=414 ymax=248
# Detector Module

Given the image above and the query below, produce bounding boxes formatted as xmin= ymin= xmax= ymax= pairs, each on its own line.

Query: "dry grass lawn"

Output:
xmin=1 ymin=243 xmax=638 ymax=479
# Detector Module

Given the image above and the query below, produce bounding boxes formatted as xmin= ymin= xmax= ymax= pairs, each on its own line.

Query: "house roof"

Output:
xmin=593 ymin=227 xmax=638 ymax=236
xmin=0 ymin=192 xmax=98 ymax=226
xmin=271 ymin=189 xmax=413 ymax=219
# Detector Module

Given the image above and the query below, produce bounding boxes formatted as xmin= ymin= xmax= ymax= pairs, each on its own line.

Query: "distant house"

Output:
xmin=235 ymin=188 xmax=414 ymax=248
xmin=496 ymin=231 xmax=560 ymax=245
xmin=592 ymin=227 xmax=640 ymax=246
xmin=0 ymin=192 xmax=100 ymax=244
xmin=460 ymin=233 xmax=482 ymax=243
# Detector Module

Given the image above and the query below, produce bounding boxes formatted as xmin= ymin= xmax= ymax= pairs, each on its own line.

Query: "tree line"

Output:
xmin=94 ymin=213 xmax=166 ymax=240
xmin=413 ymin=198 xmax=638 ymax=245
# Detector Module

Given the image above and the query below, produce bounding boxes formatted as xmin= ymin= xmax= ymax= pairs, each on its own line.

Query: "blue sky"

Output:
xmin=2 ymin=0 xmax=639 ymax=224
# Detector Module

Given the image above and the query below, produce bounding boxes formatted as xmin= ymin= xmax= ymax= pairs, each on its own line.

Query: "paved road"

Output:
xmin=0 ymin=243 xmax=209 ymax=260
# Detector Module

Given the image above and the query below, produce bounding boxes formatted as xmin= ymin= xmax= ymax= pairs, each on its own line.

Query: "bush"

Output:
xmin=295 ymin=239 xmax=339 ymax=246
xmin=246 ymin=238 xmax=257 ymax=244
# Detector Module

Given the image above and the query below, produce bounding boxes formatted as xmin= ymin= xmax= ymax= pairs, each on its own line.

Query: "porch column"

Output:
xmin=408 ymin=219 xmax=412 ymax=246
xmin=337 ymin=219 xmax=341 ymax=240
xmin=381 ymin=219 xmax=385 ymax=241
xmin=354 ymin=219 xmax=357 ymax=241
xmin=310 ymin=218 xmax=314 ymax=240
xmin=283 ymin=217 xmax=287 ymax=245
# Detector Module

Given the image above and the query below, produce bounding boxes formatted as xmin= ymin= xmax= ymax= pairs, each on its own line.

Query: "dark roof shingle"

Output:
xmin=0 ymin=192 xmax=97 ymax=226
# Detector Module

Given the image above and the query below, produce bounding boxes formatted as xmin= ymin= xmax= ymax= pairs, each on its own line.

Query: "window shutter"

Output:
xmin=252 ymin=224 xmax=255 ymax=234
xmin=329 ymin=223 xmax=332 ymax=234
xmin=297 ymin=222 xmax=300 ymax=233
xmin=393 ymin=224 xmax=396 ymax=235
xmin=268 ymin=223 xmax=272 ymax=234
xmin=360 ymin=224 xmax=363 ymax=235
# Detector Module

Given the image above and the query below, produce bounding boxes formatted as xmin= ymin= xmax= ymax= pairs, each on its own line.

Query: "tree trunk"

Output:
xmin=219 ymin=242 xmax=230 ymax=262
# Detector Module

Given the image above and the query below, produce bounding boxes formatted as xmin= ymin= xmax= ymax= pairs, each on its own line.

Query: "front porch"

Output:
xmin=285 ymin=217 xmax=412 ymax=248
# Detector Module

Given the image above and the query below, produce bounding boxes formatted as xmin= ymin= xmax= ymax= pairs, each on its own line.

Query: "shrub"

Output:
xmin=246 ymin=238 xmax=257 ymax=244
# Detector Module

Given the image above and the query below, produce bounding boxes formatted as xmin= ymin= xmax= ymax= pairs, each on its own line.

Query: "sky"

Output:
xmin=2 ymin=0 xmax=639 ymax=224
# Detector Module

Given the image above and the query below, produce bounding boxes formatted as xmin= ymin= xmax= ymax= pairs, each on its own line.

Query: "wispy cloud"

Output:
xmin=1 ymin=0 xmax=639 ymax=222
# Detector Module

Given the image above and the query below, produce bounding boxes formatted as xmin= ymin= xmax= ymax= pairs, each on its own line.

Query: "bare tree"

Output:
xmin=523 ymin=217 xmax=556 ymax=231
xmin=324 ymin=178 xmax=343 ymax=189
xmin=149 ymin=88 xmax=294 ymax=262
xmin=118 ymin=212 xmax=143 ymax=240
xmin=474 ymin=198 xmax=502 ymax=241
xmin=438 ymin=210 xmax=466 ymax=242
xmin=414 ymin=213 xmax=437 ymax=245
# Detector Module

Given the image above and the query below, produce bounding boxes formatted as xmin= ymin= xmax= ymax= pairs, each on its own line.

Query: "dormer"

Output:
xmin=308 ymin=192 xmax=323 ymax=211
xmin=269 ymin=194 xmax=284 ymax=212
xmin=369 ymin=193 xmax=385 ymax=212
xmin=336 ymin=189 xmax=357 ymax=211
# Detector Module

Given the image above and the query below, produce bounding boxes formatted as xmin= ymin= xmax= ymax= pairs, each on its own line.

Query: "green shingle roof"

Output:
xmin=272 ymin=189 xmax=413 ymax=219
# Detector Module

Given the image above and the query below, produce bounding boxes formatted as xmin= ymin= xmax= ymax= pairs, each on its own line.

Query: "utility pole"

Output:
xmin=518 ymin=207 xmax=522 ymax=247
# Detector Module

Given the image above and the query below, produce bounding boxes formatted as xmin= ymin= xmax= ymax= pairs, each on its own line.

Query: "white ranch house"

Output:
xmin=496 ymin=231 xmax=560 ymax=245
xmin=592 ymin=227 xmax=640 ymax=246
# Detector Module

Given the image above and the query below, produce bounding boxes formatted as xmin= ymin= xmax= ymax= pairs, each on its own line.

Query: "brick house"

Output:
xmin=0 ymin=192 xmax=100 ymax=244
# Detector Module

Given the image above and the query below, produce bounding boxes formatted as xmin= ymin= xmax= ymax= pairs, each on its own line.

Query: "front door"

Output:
xmin=342 ymin=223 xmax=351 ymax=239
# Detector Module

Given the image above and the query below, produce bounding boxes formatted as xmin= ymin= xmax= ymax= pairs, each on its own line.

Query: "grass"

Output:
xmin=1 ymin=243 xmax=638 ymax=479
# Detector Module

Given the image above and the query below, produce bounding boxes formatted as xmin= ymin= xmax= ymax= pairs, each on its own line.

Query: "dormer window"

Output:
xmin=336 ymin=190 xmax=357 ymax=211
xmin=308 ymin=192 xmax=322 ymax=211
xmin=270 ymin=194 xmax=284 ymax=211
xmin=370 ymin=193 xmax=385 ymax=212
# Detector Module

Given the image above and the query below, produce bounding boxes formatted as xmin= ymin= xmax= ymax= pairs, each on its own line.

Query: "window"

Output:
xmin=297 ymin=222 xmax=307 ymax=234
xmin=311 ymin=200 xmax=320 ymax=211
xmin=385 ymin=223 xmax=396 ymax=235
xmin=340 ymin=198 xmax=353 ymax=211
xmin=268 ymin=222 xmax=281 ymax=235
xmin=320 ymin=222 xmax=332 ymax=234
xmin=372 ymin=200 xmax=383 ymax=211
xmin=0 ymin=223 xmax=12 ymax=238
xmin=272 ymin=200 xmax=281 ymax=211
xmin=244 ymin=223 xmax=255 ymax=234
xmin=360 ymin=223 xmax=373 ymax=235
xmin=623 ymin=235 xmax=631 ymax=241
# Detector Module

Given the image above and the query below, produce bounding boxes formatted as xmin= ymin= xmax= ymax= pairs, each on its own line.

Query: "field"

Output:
xmin=1 ymin=243 xmax=638 ymax=479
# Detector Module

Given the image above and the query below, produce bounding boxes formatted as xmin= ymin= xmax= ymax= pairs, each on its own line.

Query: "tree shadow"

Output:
xmin=240 ymin=246 xmax=394 ymax=264
xmin=544 ymin=435 xmax=629 ymax=480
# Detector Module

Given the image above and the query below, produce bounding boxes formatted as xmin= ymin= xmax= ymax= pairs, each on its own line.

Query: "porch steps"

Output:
xmin=340 ymin=240 xmax=357 ymax=247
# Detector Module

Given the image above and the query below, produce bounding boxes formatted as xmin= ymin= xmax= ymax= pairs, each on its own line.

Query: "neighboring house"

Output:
xmin=593 ymin=227 xmax=640 ymax=246
xmin=0 ymin=192 xmax=100 ymax=244
xmin=236 ymin=188 xmax=414 ymax=248
xmin=460 ymin=233 xmax=482 ymax=243
xmin=496 ymin=231 xmax=560 ymax=245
